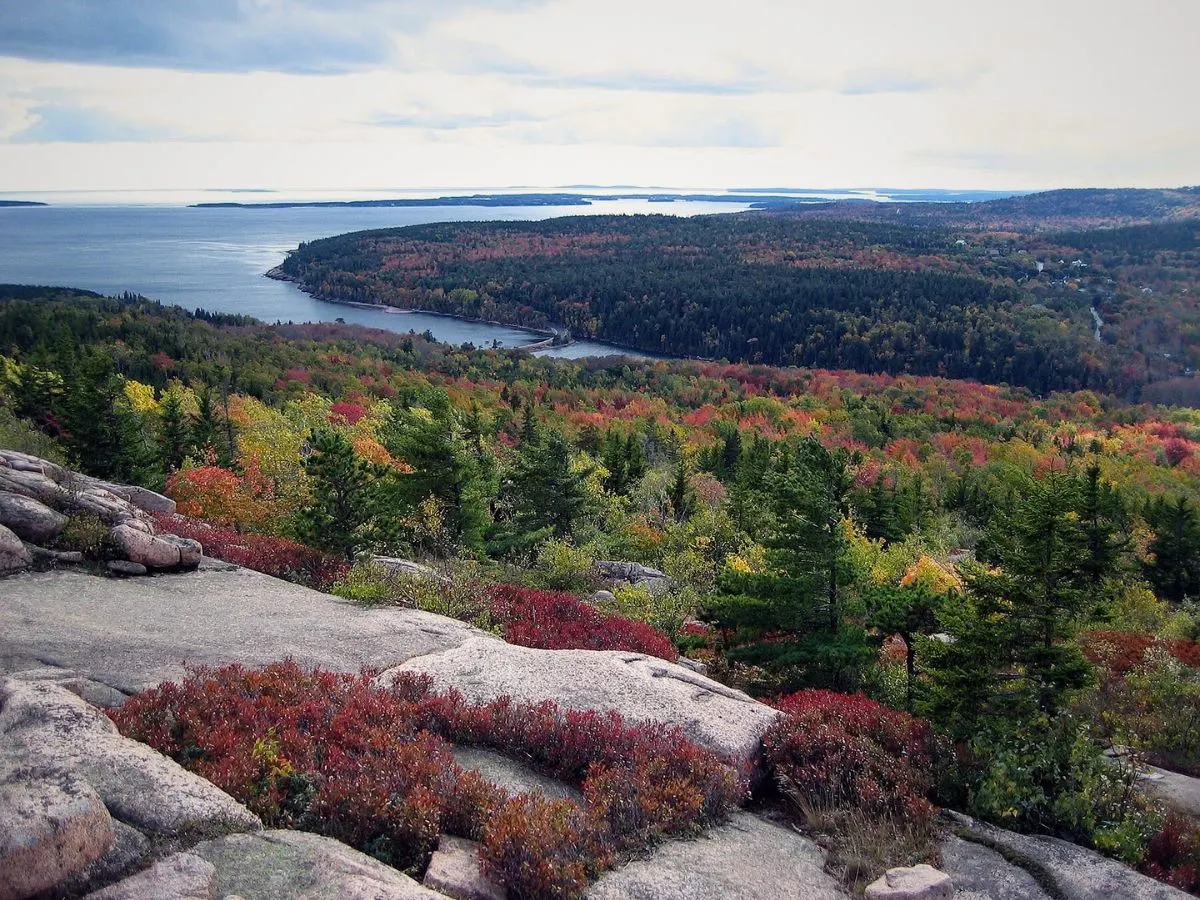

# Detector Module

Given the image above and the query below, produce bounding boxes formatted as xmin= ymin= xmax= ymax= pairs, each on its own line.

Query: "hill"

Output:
xmin=275 ymin=208 xmax=1200 ymax=396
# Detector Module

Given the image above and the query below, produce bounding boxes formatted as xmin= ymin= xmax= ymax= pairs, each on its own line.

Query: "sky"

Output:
xmin=0 ymin=0 xmax=1196 ymax=194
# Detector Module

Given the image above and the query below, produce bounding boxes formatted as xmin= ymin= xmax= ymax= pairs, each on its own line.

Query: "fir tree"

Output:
xmin=296 ymin=428 xmax=383 ymax=560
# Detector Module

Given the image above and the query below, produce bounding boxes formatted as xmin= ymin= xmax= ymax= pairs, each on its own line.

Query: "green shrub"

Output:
xmin=55 ymin=514 xmax=112 ymax=558
xmin=0 ymin=405 xmax=69 ymax=465
xmin=596 ymin=583 xmax=697 ymax=640
xmin=533 ymin=540 xmax=595 ymax=592
xmin=966 ymin=717 xmax=1162 ymax=862
xmin=332 ymin=559 xmax=494 ymax=629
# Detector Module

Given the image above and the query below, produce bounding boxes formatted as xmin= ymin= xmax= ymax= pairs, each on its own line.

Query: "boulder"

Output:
xmin=1142 ymin=765 xmax=1200 ymax=820
xmin=84 ymin=480 xmax=177 ymax=516
xmin=864 ymin=864 xmax=953 ymax=900
xmin=0 ymin=491 xmax=68 ymax=543
xmin=585 ymin=811 xmax=843 ymax=899
xmin=938 ymin=834 xmax=1053 ymax=900
xmin=0 ymin=523 xmax=30 ymax=573
xmin=676 ymin=657 xmax=710 ymax=677
xmin=373 ymin=556 xmax=452 ymax=584
xmin=0 ymin=768 xmax=115 ymax=900
xmin=944 ymin=811 xmax=1191 ymax=899
xmin=191 ymin=829 xmax=450 ymax=899
xmin=61 ymin=821 xmax=151 ymax=897
xmin=107 ymin=560 xmax=148 ymax=577
xmin=451 ymin=746 xmax=581 ymax=801
xmin=83 ymin=852 xmax=216 ymax=900
xmin=594 ymin=560 xmax=669 ymax=582
xmin=423 ymin=835 xmax=506 ymax=900
xmin=382 ymin=637 xmax=779 ymax=776
xmin=0 ymin=678 xmax=262 ymax=840
xmin=0 ymin=449 xmax=67 ymax=479
xmin=29 ymin=546 xmax=85 ymax=566
xmin=109 ymin=524 xmax=202 ymax=570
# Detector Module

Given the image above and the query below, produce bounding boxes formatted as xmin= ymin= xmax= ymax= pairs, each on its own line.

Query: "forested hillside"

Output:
xmin=276 ymin=208 xmax=1200 ymax=397
xmin=7 ymin=287 xmax=1200 ymax=892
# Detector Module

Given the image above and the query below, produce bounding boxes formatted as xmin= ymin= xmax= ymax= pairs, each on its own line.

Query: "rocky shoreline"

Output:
xmin=264 ymin=265 xmax=565 ymax=351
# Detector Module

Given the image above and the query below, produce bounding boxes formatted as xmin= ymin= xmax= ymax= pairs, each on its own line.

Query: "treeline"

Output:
xmin=280 ymin=215 xmax=1122 ymax=395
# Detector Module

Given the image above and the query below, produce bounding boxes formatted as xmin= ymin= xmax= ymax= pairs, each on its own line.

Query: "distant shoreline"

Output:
xmin=0 ymin=201 xmax=48 ymax=208
xmin=191 ymin=191 xmax=820 ymax=210
xmin=265 ymin=265 xmax=566 ymax=351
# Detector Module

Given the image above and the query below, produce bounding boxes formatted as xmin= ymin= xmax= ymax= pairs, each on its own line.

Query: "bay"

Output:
xmin=0 ymin=197 xmax=750 ymax=357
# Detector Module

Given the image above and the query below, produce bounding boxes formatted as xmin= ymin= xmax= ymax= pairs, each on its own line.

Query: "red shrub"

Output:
xmin=1142 ymin=813 xmax=1200 ymax=892
xmin=487 ymin=584 xmax=678 ymax=661
xmin=111 ymin=662 xmax=742 ymax=899
xmin=1081 ymin=631 xmax=1200 ymax=676
xmin=764 ymin=690 xmax=938 ymax=823
xmin=153 ymin=513 xmax=348 ymax=591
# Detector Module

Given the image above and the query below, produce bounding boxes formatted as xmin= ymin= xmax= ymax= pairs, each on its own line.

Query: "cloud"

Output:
xmin=11 ymin=104 xmax=170 ymax=142
xmin=0 ymin=0 xmax=544 ymax=74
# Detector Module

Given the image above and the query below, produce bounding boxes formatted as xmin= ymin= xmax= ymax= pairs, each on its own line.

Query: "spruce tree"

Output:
xmin=296 ymin=428 xmax=382 ymax=560
xmin=157 ymin=389 xmax=192 ymax=473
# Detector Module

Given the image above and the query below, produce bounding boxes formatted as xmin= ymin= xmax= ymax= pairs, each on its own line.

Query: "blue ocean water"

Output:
xmin=0 ymin=197 xmax=751 ymax=356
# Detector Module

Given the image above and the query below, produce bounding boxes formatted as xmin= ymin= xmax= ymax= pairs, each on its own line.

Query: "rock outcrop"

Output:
xmin=585 ymin=811 xmax=843 ymax=900
xmin=0 ymin=562 xmax=488 ymax=697
xmin=0 ymin=673 xmax=261 ymax=899
xmin=0 ymin=450 xmax=197 ymax=576
xmin=943 ymin=811 xmax=1190 ymax=899
xmin=190 ymin=830 xmax=449 ymax=899
xmin=381 ymin=637 xmax=779 ymax=775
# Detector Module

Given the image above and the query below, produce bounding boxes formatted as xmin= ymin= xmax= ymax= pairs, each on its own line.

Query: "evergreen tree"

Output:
xmin=500 ymin=426 xmax=595 ymax=543
xmin=1075 ymin=463 xmax=1129 ymax=614
xmin=1144 ymin=495 xmax=1200 ymax=603
xmin=157 ymin=389 xmax=192 ymax=473
xmin=296 ymin=428 xmax=384 ymax=560
xmin=923 ymin=474 xmax=1093 ymax=739
xmin=709 ymin=437 xmax=870 ymax=690
xmin=669 ymin=456 xmax=694 ymax=523
xmin=870 ymin=584 xmax=943 ymax=711
xmin=59 ymin=352 xmax=153 ymax=485
xmin=381 ymin=400 xmax=491 ymax=550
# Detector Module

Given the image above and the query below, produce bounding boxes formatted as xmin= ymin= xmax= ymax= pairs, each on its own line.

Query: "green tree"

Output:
xmin=924 ymin=474 xmax=1093 ymax=739
xmin=1144 ymin=495 xmax=1200 ymax=604
xmin=709 ymin=437 xmax=870 ymax=690
xmin=870 ymin=584 xmax=943 ymax=711
xmin=295 ymin=428 xmax=385 ymax=560
xmin=498 ymin=426 xmax=596 ymax=547
xmin=381 ymin=398 xmax=491 ymax=551
xmin=60 ymin=352 xmax=154 ymax=485
xmin=157 ymin=388 xmax=192 ymax=473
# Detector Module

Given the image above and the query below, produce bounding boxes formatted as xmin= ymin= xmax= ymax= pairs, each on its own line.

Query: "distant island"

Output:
xmin=190 ymin=191 xmax=831 ymax=210
xmin=0 ymin=200 xmax=48 ymax=207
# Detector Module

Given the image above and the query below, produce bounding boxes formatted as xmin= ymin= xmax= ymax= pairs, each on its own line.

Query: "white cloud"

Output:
xmin=0 ymin=0 xmax=1196 ymax=190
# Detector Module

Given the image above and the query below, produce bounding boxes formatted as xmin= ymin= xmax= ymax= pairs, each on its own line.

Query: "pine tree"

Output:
xmin=502 ymin=426 xmax=595 ymax=541
xmin=381 ymin=400 xmax=491 ymax=550
xmin=924 ymin=474 xmax=1093 ymax=739
xmin=1144 ymin=495 xmax=1200 ymax=603
xmin=709 ymin=437 xmax=870 ymax=690
xmin=669 ymin=456 xmax=694 ymax=523
xmin=296 ymin=428 xmax=383 ymax=560
xmin=157 ymin=389 xmax=192 ymax=473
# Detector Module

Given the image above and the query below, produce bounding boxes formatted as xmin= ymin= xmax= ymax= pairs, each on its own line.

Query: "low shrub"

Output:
xmin=153 ymin=513 xmax=348 ymax=590
xmin=487 ymin=584 xmax=678 ymax=661
xmin=55 ymin=513 xmax=113 ymax=558
xmin=1079 ymin=634 xmax=1200 ymax=775
xmin=763 ymin=689 xmax=943 ymax=892
xmin=111 ymin=661 xmax=742 ymax=899
xmin=766 ymin=689 xmax=939 ymax=822
xmin=964 ymin=718 xmax=1161 ymax=861
xmin=1082 ymin=630 xmax=1200 ymax=675
xmin=1142 ymin=813 xmax=1200 ymax=892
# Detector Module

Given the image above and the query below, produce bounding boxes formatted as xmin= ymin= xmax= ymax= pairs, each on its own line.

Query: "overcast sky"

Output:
xmin=0 ymin=0 xmax=1196 ymax=193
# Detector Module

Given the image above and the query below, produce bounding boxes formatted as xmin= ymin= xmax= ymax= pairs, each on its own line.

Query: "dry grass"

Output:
xmin=778 ymin=776 xmax=939 ymax=896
